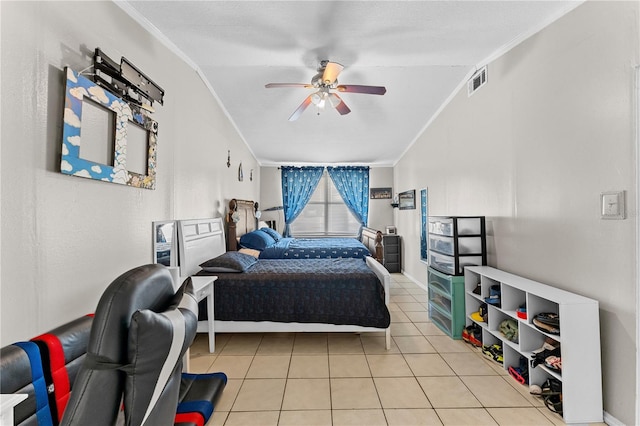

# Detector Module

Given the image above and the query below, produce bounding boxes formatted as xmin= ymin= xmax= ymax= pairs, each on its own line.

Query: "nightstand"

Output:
xmin=185 ymin=275 xmax=217 ymax=353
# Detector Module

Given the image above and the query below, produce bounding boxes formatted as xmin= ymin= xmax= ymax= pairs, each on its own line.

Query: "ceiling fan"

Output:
xmin=265 ymin=60 xmax=387 ymax=121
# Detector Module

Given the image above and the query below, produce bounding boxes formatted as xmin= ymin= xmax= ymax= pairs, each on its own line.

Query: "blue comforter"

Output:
xmin=198 ymin=258 xmax=390 ymax=328
xmin=259 ymin=237 xmax=371 ymax=259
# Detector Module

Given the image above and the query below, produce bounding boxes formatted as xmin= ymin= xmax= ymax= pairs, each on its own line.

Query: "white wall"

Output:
xmin=259 ymin=166 xmax=394 ymax=233
xmin=0 ymin=1 xmax=258 ymax=345
xmin=394 ymin=2 xmax=638 ymax=423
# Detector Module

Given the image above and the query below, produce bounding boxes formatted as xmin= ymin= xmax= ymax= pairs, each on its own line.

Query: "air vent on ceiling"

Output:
xmin=467 ymin=66 xmax=487 ymax=97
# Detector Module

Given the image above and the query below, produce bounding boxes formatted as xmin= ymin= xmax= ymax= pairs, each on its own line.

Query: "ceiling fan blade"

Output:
xmin=288 ymin=95 xmax=313 ymax=121
xmin=336 ymin=84 xmax=387 ymax=95
xmin=329 ymin=93 xmax=351 ymax=115
xmin=265 ymin=83 xmax=313 ymax=89
xmin=322 ymin=62 xmax=344 ymax=85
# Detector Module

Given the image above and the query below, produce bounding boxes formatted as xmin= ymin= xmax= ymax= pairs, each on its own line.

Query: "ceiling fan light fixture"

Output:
xmin=310 ymin=91 xmax=327 ymax=109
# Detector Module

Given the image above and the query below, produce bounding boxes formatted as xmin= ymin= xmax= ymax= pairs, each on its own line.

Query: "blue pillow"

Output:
xmin=239 ymin=230 xmax=276 ymax=251
xmin=260 ymin=227 xmax=282 ymax=242
xmin=199 ymin=251 xmax=258 ymax=273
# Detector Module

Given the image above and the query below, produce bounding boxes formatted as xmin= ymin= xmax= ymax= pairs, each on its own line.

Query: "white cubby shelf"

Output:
xmin=464 ymin=265 xmax=603 ymax=424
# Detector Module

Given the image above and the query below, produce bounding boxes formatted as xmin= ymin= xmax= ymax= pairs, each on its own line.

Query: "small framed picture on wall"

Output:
xmin=398 ymin=189 xmax=416 ymax=210
xmin=370 ymin=187 xmax=392 ymax=199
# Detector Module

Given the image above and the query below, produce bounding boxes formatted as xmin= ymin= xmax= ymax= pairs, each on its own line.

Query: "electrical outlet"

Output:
xmin=601 ymin=191 xmax=625 ymax=219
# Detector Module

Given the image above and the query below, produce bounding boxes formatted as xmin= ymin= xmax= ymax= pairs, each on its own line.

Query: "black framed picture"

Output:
xmin=398 ymin=189 xmax=416 ymax=210
xmin=370 ymin=187 xmax=392 ymax=199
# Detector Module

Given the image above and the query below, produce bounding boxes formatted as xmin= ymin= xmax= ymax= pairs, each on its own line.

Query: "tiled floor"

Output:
xmin=188 ymin=273 xmax=576 ymax=425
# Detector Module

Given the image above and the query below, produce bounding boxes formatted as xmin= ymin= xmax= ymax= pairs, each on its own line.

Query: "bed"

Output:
xmin=178 ymin=217 xmax=391 ymax=349
xmin=227 ymin=198 xmax=376 ymax=260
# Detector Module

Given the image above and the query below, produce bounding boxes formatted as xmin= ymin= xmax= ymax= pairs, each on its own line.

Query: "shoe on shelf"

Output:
xmin=462 ymin=323 xmax=483 ymax=347
xmin=484 ymin=284 xmax=501 ymax=307
xmin=482 ymin=343 xmax=503 ymax=364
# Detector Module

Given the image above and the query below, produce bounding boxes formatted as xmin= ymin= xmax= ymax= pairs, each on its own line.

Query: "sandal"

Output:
xmin=544 ymin=355 xmax=562 ymax=371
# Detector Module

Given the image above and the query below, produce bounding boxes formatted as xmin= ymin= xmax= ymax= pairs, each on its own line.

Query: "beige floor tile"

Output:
xmin=441 ymin=352 xmax=498 ymax=376
xmin=487 ymin=407 xmax=555 ymax=425
xmin=208 ymin=355 xmax=253 ymax=378
xmin=417 ymin=376 xmax=482 ymax=408
xmin=391 ymin=295 xmax=420 ymax=303
xmin=404 ymin=354 xmax=455 ymax=376
xmin=536 ymin=407 xmax=568 ymax=425
xmin=329 ymin=354 xmax=371 ymax=377
xmin=394 ymin=336 xmax=437 ymax=353
xmin=215 ymin=379 xmax=242 ymax=412
xmin=292 ymin=333 xmax=328 ymax=354
xmin=366 ymin=354 xmax=413 ymax=377
xmin=257 ymin=334 xmax=295 ymax=355
xmin=277 ymin=410 xmax=332 ymax=426
xmin=332 ymin=409 xmax=387 ymax=426
xmin=405 ymin=311 xmax=431 ymax=323
xmin=415 ymin=322 xmax=447 ymax=336
xmin=330 ymin=378 xmax=381 ymax=409
xmin=396 ymin=302 xmax=428 ymax=312
xmin=190 ymin=333 xmax=213 ymax=355
xmin=501 ymin=376 xmax=544 ymax=407
xmin=426 ymin=335 xmax=473 ymax=353
xmin=391 ymin=310 xmax=411 ymax=323
xmin=205 ymin=410 xmax=228 ymax=426
xmin=461 ymin=376 xmax=532 ymax=407
xmin=288 ymin=354 xmax=329 ymax=378
xmin=361 ymin=336 xmax=401 ymax=354
xmin=374 ymin=377 xmax=431 ymax=409
xmin=384 ymin=408 xmax=443 ymax=425
xmin=232 ymin=378 xmax=286 ymax=411
xmin=479 ymin=352 xmax=510 ymax=375
xmin=405 ymin=287 xmax=428 ymax=295
xmin=391 ymin=274 xmax=413 ymax=283
xmin=390 ymin=288 xmax=410 ymax=295
xmin=328 ymin=333 xmax=364 ymax=354
xmin=387 ymin=302 xmax=402 ymax=312
xmin=188 ymin=354 xmax=216 ymax=373
xmin=281 ymin=378 xmax=331 ymax=410
xmin=224 ymin=411 xmax=279 ymax=426
xmin=246 ymin=355 xmax=291 ymax=378
xmin=435 ymin=408 xmax=498 ymax=425
xmin=220 ymin=333 xmax=263 ymax=355
xmin=391 ymin=322 xmax=423 ymax=336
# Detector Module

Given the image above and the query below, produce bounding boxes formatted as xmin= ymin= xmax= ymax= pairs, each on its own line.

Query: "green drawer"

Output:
xmin=427 ymin=267 xmax=466 ymax=339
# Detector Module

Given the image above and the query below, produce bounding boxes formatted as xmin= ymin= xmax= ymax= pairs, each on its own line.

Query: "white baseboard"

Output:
xmin=603 ymin=410 xmax=624 ymax=426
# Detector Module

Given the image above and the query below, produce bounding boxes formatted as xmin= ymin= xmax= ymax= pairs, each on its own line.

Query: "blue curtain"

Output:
xmin=327 ymin=166 xmax=370 ymax=236
xmin=281 ymin=166 xmax=324 ymax=237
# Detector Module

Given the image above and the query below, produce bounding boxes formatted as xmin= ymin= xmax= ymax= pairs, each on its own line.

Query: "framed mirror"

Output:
xmin=153 ymin=220 xmax=176 ymax=266
xmin=60 ymin=67 xmax=158 ymax=189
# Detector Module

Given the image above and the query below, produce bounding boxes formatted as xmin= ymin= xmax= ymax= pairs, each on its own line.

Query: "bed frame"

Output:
xmin=227 ymin=198 xmax=383 ymax=261
xmin=178 ymin=217 xmax=391 ymax=349
xmin=226 ymin=199 xmax=258 ymax=251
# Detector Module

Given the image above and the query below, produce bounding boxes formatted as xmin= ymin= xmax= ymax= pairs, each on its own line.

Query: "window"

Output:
xmin=290 ymin=171 xmax=360 ymax=237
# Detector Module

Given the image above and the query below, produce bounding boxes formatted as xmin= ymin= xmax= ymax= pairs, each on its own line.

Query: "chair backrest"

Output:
xmin=32 ymin=314 xmax=94 ymax=424
xmin=0 ymin=341 xmax=54 ymax=425
xmin=60 ymin=264 xmax=177 ymax=426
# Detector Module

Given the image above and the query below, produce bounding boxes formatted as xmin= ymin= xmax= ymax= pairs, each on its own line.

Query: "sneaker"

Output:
xmin=482 ymin=343 xmax=503 ymax=364
xmin=484 ymin=284 xmax=501 ymax=307
xmin=462 ymin=323 xmax=483 ymax=347
xmin=532 ymin=312 xmax=560 ymax=334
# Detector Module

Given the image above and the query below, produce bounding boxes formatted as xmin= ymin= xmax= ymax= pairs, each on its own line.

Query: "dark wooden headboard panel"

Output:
xmin=361 ymin=227 xmax=383 ymax=263
xmin=226 ymin=199 xmax=258 ymax=251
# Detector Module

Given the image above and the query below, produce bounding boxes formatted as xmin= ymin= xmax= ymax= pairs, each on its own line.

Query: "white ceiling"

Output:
xmin=123 ymin=1 xmax=580 ymax=166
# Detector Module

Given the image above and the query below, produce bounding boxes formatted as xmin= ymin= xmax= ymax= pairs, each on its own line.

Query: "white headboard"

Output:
xmin=178 ymin=218 xmax=226 ymax=276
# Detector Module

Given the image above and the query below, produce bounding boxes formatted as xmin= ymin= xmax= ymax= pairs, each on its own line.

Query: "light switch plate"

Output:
xmin=601 ymin=190 xmax=625 ymax=219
